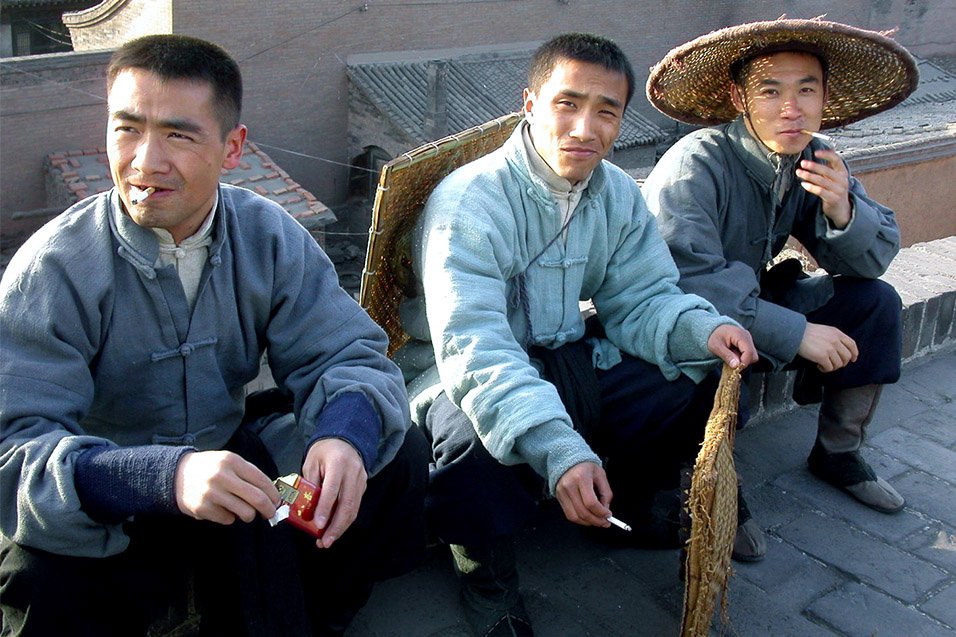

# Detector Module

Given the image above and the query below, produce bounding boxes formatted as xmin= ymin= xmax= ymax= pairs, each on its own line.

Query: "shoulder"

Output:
xmin=645 ymin=126 xmax=734 ymax=197
xmin=3 ymin=193 xmax=111 ymax=279
xmin=1 ymin=193 xmax=113 ymax=311
xmin=425 ymin=147 xmax=521 ymax=229
xmin=219 ymin=184 xmax=315 ymax=245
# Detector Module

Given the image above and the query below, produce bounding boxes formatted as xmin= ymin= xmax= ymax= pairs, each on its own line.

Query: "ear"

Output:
xmin=729 ymin=83 xmax=746 ymax=115
xmin=522 ymin=87 xmax=534 ymax=118
xmin=221 ymin=124 xmax=247 ymax=171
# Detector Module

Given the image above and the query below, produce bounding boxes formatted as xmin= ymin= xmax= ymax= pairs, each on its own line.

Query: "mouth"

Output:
xmin=128 ymin=184 xmax=172 ymax=204
xmin=561 ymin=146 xmax=599 ymax=158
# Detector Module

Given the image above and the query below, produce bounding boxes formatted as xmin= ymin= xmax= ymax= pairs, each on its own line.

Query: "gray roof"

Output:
xmin=820 ymin=56 xmax=956 ymax=166
xmin=348 ymin=46 xmax=666 ymax=150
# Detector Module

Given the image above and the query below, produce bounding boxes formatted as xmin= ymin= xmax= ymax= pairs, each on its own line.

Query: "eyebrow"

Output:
xmin=556 ymin=89 xmax=623 ymax=109
xmin=110 ymin=109 xmax=205 ymax=134
xmin=756 ymin=74 xmax=821 ymax=87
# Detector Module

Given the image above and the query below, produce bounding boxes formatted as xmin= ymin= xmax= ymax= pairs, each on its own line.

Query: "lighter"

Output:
xmin=268 ymin=473 xmax=325 ymax=538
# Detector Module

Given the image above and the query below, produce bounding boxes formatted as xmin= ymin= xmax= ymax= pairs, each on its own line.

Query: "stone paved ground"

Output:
xmin=353 ymin=348 xmax=956 ymax=636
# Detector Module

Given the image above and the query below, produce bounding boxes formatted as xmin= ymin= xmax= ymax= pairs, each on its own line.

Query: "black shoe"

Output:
xmin=731 ymin=490 xmax=766 ymax=562
xmin=808 ymin=444 xmax=905 ymax=513
xmin=451 ymin=541 xmax=535 ymax=637
xmin=461 ymin=592 xmax=534 ymax=637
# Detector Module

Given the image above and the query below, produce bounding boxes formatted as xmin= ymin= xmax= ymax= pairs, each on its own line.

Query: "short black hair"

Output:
xmin=108 ymin=35 xmax=242 ymax=139
xmin=528 ymin=33 xmax=635 ymax=108
xmin=730 ymin=41 xmax=829 ymax=88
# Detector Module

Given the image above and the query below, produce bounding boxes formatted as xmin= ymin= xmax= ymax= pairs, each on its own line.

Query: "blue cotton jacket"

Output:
xmin=0 ymin=185 xmax=411 ymax=557
xmin=397 ymin=123 xmax=734 ymax=493
xmin=643 ymin=118 xmax=900 ymax=369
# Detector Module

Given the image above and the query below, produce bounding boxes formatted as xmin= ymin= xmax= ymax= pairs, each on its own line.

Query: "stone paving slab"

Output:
xmin=806 ymin=582 xmax=954 ymax=637
xmin=921 ymin=581 xmax=956 ymax=627
xmin=771 ymin=467 xmax=927 ymax=543
xmin=901 ymin=525 xmax=956 ymax=577
xmin=870 ymin=428 xmax=956 ymax=485
xmin=775 ymin=511 xmax=949 ymax=604
xmin=893 ymin=471 xmax=956 ymax=528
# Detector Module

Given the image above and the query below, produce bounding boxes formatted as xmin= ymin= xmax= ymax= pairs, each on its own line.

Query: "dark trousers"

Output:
xmin=422 ymin=353 xmax=718 ymax=547
xmin=0 ymin=424 xmax=429 ymax=637
xmin=742 ymin=276 xmax=902 ymax=416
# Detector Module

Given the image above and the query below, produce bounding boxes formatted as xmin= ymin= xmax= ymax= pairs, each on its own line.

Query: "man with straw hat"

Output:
xmin=399 ymin=32 xmax=757 ymax=637
xmin=643 ymin=17 xmax=919 ymax=562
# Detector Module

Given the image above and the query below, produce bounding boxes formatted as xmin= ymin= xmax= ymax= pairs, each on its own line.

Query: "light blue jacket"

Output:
xmin=398 ymin=123 xmax=733 ymax=493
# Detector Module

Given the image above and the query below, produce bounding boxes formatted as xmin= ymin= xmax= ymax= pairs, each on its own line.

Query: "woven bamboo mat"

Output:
xmin=359 ymin=112 xmax=522 ymax=356
xmin=680 ymin=363 xmax=741 ymax=636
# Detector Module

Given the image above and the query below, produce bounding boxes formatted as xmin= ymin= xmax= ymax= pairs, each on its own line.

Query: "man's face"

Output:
xmin=107 ymin=68 xmax=245 ymax=243
xmin=523 ymin=58 xmax=628 ymax=184
xmin=730 ymin=51 xmax=826 ymax=155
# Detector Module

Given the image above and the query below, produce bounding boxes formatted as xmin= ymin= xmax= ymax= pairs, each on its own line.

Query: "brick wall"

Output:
xmin=0 ymin=50 xmax=110 ymax=241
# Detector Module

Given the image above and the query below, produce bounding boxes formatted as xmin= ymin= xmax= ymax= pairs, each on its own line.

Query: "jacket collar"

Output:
xmin=503 ymin=120 xmax=608 ymax=205
xmin=725 ymin=117 xmax=818 ymax=189
xmin=109 ymin=187 xmax=228 ymax=270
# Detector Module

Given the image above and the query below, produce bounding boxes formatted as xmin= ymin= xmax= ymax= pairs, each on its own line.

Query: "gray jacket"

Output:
xmin=643 ymin=118 xmax=900 ymax=369
xmin=0 ymin=186 xmax=410 ymax=557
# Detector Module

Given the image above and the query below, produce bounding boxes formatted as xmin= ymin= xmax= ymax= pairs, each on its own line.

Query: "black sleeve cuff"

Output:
xmin=306 ymin=393 xmax=382 ymax=471
xmin=74 ymin=445 xmax=196 ymax=524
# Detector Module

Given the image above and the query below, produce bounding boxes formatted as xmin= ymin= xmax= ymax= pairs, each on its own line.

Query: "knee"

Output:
xmin=836 ymin=277 xmax=901 ymax=328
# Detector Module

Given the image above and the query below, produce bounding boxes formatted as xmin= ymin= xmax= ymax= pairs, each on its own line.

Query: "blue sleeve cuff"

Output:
xmin=74 ymin=445 xmax=195 ymax=524
xmin=306 ymin=393 xmax=381 ymax=471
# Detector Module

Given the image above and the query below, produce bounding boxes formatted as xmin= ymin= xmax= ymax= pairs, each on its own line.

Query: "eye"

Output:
xmin=169 ymin=132 xmax=194 ymax=141
xmin=556 ymin=99 xmax=576 ymax=109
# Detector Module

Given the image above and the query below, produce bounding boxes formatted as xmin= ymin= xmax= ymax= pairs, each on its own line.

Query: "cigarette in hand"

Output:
xmin=607 ymin=515 xmax=632 ymax=532
xmin=130 ymin=186 xmax=156 ymax=204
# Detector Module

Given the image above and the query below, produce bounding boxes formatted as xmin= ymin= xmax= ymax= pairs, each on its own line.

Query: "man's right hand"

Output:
xmin=555 ymin=461 xmax=613 ymax=527
xmin=797 ymin=322 xmax=859 ymax=373
xmin=174 ymin=451 xmax=280 ymax=525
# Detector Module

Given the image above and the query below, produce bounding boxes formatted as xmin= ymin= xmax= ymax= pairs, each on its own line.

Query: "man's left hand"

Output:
xmin=302 ymin=438 xmax=368 ymax=549
xmin=796 ymin=149 xmax=852 ymax=229
xmin=707 ymin=324 xmax=758 ymax=370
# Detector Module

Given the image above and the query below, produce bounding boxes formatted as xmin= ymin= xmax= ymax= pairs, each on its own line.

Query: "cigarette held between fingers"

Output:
xmin=607 ymin=515 xmax=632 ymax=532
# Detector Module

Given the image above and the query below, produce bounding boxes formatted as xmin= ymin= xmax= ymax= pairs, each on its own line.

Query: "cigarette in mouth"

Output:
xmin=607 ymin=515 xmax=632 ymax=532
xmin=799 ymin=129 xmax=833 ymax=142
xmin=130 ymin=186 xmax=156 ymax=204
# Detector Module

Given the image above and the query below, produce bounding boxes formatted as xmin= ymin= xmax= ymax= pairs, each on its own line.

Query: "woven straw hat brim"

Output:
xmin=646 ymin=18 xmax=919 ymax=129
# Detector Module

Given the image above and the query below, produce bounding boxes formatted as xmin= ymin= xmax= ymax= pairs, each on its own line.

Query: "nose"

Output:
xmin=569 ymin=111 xmax=596 ymax=141
xmin=130 ymin=132 xmax=169 ymax=175
xmin=780 ymin=92 xmax=802 ymax=120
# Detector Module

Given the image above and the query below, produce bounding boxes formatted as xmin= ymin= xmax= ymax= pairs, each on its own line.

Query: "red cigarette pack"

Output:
xmin=271 ymin=473 xmax=326 ymax=538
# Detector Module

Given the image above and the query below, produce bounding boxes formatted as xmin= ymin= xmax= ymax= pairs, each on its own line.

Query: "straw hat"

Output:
xmin=646 ymin=17 xmax=919 ymax=129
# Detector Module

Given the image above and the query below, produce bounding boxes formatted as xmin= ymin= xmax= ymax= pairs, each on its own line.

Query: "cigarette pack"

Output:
xmin=270 ymin=473 xmax=326 ymax=538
